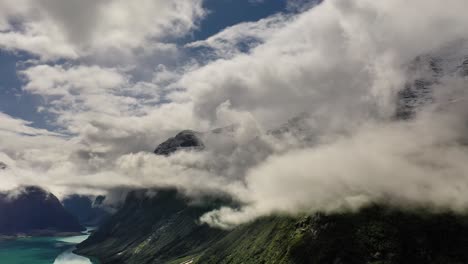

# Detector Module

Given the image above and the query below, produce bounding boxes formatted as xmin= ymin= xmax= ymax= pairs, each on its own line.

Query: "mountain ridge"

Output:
xmin=0 ymin=185 xmax=84 ymax=236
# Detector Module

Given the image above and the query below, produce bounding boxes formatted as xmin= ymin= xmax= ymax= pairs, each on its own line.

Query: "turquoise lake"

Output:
xmin=0 ymin=233 xmax=99 ymax=264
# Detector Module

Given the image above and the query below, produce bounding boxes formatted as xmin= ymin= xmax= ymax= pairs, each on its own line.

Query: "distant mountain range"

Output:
xmin=0 ymin=186 xmax=84 ymax=236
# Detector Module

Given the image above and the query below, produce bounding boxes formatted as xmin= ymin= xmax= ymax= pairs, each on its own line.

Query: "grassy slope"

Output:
xmin=76 ymin=189 xmax=227 ymax=264
xmin=78 ymin=191 xmax=468 ymax=264
xmin=198 ymin=216 xmax=300 ymax=264
xmin=197 ymin=206 xmax=468 ymax=264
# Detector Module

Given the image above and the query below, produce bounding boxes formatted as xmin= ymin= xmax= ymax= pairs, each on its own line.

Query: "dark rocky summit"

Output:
xmin=0 ymin=162 xmax=7 ymax=170
xmin=0 ymin=186 xmax=84 ymax=235
xmin=154 ymin=130 xmax=204 ymax=155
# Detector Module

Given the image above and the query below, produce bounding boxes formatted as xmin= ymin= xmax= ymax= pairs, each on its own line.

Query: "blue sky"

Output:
xmin=0 ymin=50 xmax=49 ymax=128
xmin=194 ymin=0 xmax=286 ymax=40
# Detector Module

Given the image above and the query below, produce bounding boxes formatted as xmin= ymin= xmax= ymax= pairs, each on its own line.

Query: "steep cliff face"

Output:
xmin=0 ymin=186 xmax=84 ymax=235
xmin=396 ymin=43 xmax=468 ymax=120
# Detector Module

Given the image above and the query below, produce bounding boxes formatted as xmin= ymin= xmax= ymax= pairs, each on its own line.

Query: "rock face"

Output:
xmin=63 ymin=195 xmax=110 ymax=226
xmin=0 ymin=186 xmax=84 ymax=235
xmin=396 ymin=42 xmax=468 ymax=119
xmin=0 ymin=162 xmax=7 ymax=170
xmin=154 ymin=130 xmax=204 ymax=155
xmin=396 ymin=56 xmax=439 ymax=119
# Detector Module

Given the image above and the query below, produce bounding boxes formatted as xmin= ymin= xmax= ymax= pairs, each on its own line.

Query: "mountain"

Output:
xmin=76 ymin=46 xmax=468 ymax=263
xmin=0 ymin=186 xmax=84 ymax=236
xmin=397 ymin=41 xmax=468 ymax=119
xmin=198 ymin=206 xmax=468 ymax=264
xmin=77 ymin=127 xmax=468 ymax=264
xmin=77 ymin=191 xmax=468 ymax=264
xmin=78 ymin=125 xmax=468 ymax=263
xmin=76 ymin=133 xmax=228 ymax=263
xmin=154 ymin=130 xmax=204 ymax=155
xmin=76 ymin=189 xmax=228 ymax=264
xmin=396 ymin=55 xmax=439 ymax=119
xmin=78 ymin=194 xmax=468 ymax=264
xmin=63 ymin=194 xmax=110 ymax=226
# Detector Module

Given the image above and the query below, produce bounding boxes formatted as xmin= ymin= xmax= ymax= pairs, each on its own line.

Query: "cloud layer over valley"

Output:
xmin=2 ymin=0 xmax=468 ymax=227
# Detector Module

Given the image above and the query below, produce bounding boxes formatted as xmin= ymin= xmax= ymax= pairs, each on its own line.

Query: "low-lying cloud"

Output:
xmin=1 ymin=0 xmax=468 ymax=228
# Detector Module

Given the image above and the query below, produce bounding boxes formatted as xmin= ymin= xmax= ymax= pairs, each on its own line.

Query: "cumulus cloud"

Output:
xmin=0 ymin=0 xmax=205 ymax=60
xmin=2 ymin=0 xmax=468 ymax=228
xmin=0 ymin=112 xmax=61 ymax=137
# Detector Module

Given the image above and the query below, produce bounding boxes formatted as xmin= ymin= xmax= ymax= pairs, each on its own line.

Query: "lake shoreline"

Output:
xmin=0 ymin=229 xmax=98 ymax=263
xmin=72 ymin=250 xmax=102 ymax=264
xmin=0 ymin=230 xmax=84 ymax=241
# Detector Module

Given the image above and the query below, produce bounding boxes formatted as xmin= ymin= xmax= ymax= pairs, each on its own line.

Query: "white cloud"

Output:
xmin=3 ymin=0 xmax=468 ymax=228
xmin=187 ymin=14 xmax=292 ymax=59
xmin=0 ymin=112 xmax=61 ymax=137
xmin=23 ymin=65 xmax=125 ymax=96
xmin=0 ymin=0 xmax=205 ymax=60
xmin=177 ymin=0 xmax=468 ymax=130
xmin=286 ymin=0 xmax=322 ymax=12
xmin=202 ymin=109 xmax=468 ymax=227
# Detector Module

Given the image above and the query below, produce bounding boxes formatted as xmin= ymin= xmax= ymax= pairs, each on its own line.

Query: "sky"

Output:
xmin=2 ymin=0 xmax=468 ymax=228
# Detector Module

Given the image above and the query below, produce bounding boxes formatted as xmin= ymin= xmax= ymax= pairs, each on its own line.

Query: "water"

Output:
xmin=0 ymin=233 xmax=99 ymax=264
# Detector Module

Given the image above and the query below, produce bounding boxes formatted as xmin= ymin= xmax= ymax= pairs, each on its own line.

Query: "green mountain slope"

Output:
xmin=75 ymin=189 xmax=228 ymax=264
xmin=77 ymin=193 xmax=468 ymax=264
xmin=198 ymin=206 xmax=468 ymax=264
xmin=198 ymin=216 xmax=299 ymax=264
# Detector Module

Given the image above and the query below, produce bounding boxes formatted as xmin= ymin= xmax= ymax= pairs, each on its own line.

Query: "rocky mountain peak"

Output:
xmin=154 ymin=130 xmax=205 ymax=156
